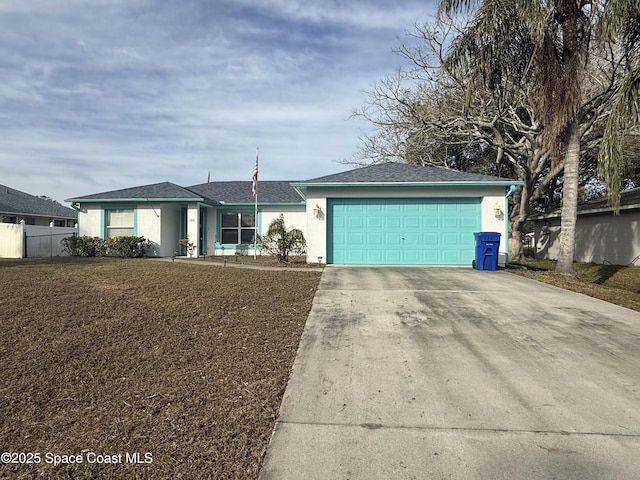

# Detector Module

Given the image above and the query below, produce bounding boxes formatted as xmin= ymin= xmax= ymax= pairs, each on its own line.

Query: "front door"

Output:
xmin=199 ymin=206 xmax=208 ymax=255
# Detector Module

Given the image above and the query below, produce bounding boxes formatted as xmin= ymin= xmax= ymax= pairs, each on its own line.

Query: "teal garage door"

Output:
xmin=327 ymin=198 xmax=481 ymax=265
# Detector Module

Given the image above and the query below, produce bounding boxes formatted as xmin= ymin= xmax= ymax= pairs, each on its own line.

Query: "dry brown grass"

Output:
xmin=509 ymin=259 xmax=640 ymax=312
xmin=0 ymin=257 xmax=321 ymax=479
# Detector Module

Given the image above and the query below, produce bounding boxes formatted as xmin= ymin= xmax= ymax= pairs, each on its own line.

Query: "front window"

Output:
xmin=106 ymin=209 xmax=134 ymax=237
xmin=221 ymin=212 xmax=255 ymax=244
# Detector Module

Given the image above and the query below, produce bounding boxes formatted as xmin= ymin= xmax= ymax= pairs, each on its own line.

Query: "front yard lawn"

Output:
xmin=509 ymin=259 xmax=640 ymax=312
xmin=0 ymin=257 xmax=321 ymax=479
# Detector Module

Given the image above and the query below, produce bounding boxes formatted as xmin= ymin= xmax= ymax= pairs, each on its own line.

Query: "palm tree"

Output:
xmin=439 ymin=0 xmax=640 ymax=273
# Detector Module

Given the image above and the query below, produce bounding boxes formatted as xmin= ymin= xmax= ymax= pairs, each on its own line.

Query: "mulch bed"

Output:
xmin=0 ymin=257 xmax=321 ymax=479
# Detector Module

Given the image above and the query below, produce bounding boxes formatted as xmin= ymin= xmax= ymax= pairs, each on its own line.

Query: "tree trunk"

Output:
xmin=508 ymin=226 xmax=524 ymax=262
xmin=555 ymin=120 xmax=581 ymax=273
xmin=507 ymin=184 xmax=529 ymax=263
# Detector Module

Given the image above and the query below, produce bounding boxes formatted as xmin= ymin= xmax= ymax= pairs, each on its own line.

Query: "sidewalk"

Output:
xmin=150 ymin=256 xmax=324 ymax=272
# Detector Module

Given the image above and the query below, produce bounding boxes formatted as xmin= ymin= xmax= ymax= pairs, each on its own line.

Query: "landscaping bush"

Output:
xmin=61 ymin=235 xmax=149 ymax=257
xmin=104 ymin=236 xmax=150 ymax=258
xmin=61 ymin=235 xmax=104 ymax=257
xmin=260 ymin=214 xmax=306 ymax=263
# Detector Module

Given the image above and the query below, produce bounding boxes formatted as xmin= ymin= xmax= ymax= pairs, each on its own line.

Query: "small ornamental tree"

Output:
xmin=260 ymin=214 xmax=306 ymax=263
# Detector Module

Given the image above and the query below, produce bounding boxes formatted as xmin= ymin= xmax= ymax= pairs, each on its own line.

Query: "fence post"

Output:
xmin=20 ymin=220 xmax=26 ymax=258
xmin=49 ymin=221 xmax=54 ymax=257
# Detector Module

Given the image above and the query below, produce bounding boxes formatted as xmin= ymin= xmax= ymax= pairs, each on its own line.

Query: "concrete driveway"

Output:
xmin=259 ymin=267 xmax=640 ymax=480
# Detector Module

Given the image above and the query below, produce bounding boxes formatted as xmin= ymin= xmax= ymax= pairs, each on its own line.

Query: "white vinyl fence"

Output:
xmin=0 ymin=222 xmax=78 ymax=258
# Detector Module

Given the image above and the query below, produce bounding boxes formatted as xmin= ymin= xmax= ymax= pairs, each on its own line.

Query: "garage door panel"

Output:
xmin=403 ymin=216 xmax=420 ymax=229
xmin=423 ymin=233 xmax=439 ymax=245
xmin=366 ymin=233 xmax=383 ymax=245
xmin=404 ymin=232 xmax=420 ymax=246
xmin=385 ymin=232 xmax=402 ymax=246
xmin=328 ymin=198 xmax=481 ymax=265
xmin=349 ymin=217 xmax=364 ymax=229
xmin=385 ymin=217 xmax=401 ymax=229
xmin=384 ymin=249 xmax=402 ymax=263
xmin=441 ymin=232 xmax=459 ymax=244
xmin=424 ymin=217 xmax=438 ymax=229
xmin=442 ymin=216 xmax=458 ymax=228
xmin=460 ymin=215 xmax=479 ymax=228
xmin=367 ymin=216 xmax=383 ymax=228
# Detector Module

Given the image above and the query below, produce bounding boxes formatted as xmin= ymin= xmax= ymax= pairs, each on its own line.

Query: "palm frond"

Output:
xmin=598 ymin=66 xmax=640 ymax=212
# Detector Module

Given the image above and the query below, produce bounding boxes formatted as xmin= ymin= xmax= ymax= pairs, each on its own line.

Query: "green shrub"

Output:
xmin=104 ymin=236 xmax=150 ymax=258
xmin=61 ymin=236 xmax=104 ymax=257
xmin=260 ymin=214 xmax=306 ymax=263
xmin=61 ymin=235 xmax=149 ymax=257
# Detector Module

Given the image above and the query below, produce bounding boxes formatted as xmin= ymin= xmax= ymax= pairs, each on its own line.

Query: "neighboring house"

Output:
xmin=0 ymin=184 xmax=78 ymax=258
xmin=1 ymin=184 xmax=77 ymax=226
xmin=529 ymin=187 xmax=640 ymax=265
xmin=66 ymin=162 xmax=520 ymax=265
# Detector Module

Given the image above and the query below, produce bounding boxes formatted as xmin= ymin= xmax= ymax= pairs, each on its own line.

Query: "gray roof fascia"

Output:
xmin=65 ymin=196 xmax=207 ymax=204
xmin=216 ymin=201 xmax=306 ymax=207
xmin=529 ymin=202 xmax=640 ymax=221
xmin=0 ymin=208 xmax=76 ymax=218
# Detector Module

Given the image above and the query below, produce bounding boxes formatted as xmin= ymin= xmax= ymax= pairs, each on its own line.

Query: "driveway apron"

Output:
xmin=259 ymin=267 xmax=640 ymax=480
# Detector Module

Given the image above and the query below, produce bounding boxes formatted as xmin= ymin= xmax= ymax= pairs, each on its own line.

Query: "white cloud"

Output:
xmin=0 ymin=0 xmax=438 ymax=203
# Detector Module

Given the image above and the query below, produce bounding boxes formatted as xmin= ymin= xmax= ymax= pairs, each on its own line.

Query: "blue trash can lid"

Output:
xmin=474 ymin=231 xmax=502 ymax=242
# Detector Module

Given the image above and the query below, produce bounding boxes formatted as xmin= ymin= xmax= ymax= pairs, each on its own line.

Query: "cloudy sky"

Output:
xmin=0 ymin=0 xmax=438 ymax=204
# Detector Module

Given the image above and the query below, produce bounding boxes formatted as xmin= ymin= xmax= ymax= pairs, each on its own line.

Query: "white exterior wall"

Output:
xmin=76 ymin=202 xmax=305 ymax=258
xmin=303 ymin=186 xmax=509 ymax=265
xmin=260 ymin=205 xmax=306 ymax=233
xmin=76 ymin=202 xmax=186 ymax=257
xmin=533 ymin=210 xmax=640 ymax=265
xmin=160 ymin=204 xmax=182 ymax=257
xmin=77 ymin=205 xmax=102 ymax=237
xmin=207 ymin=205 xmax=306 ymax=256
xmin=135 ymin=204 xmax=162 ymax=252
xmin=576 ymin=212 xmax=640 ymax=264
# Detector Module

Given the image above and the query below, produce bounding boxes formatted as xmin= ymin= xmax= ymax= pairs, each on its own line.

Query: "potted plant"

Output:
xmin=178 ymin=237 xmax=195 ymax=257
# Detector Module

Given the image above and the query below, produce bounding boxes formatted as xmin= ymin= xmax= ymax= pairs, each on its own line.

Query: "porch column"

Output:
xmin=186 ymin=204 xmax=200 ymax=257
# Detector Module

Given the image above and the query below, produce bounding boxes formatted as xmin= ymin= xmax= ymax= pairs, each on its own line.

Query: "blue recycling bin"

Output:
xmin=473 ymin=232 xmax=501 ymax=270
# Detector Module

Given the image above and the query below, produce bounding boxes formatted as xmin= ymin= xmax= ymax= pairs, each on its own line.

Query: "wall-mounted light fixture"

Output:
xmin=493 ymin=202 xmax=503 ymax=216
xmin=313 ymin=204 xmax=323 ymax=218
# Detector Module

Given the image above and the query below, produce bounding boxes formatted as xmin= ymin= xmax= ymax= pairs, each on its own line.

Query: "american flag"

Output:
xmin=251 ymin=154 xmax=258 ymax=197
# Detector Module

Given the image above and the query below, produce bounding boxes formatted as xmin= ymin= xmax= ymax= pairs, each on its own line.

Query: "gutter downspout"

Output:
xmin=505 ymin=185 xmax=526 ymax=269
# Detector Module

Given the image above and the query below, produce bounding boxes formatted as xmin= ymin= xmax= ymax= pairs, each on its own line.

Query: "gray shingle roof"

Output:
xmin=298 ymin=162 xmax=515 ymax=184
xmin=67 ymin=182 xmax=203 ymax=201
xmin=64 ymin=162 xmax=518 ymax=207
xmin=578 ymin=187 xmax=640 ymax=212
xmin=529 ymin=187 xmax=640 ymax=220
xmin=0 ymin=184 xmax=77 ymax=219
xmin=187 ymin=181 xmax=304 ymax=204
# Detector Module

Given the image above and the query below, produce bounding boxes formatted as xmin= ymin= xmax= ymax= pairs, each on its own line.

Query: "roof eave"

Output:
xmin=290 ymin=181 xmax=523 ymax=188
xmin=65 ymin=197 xmax=206 ymax=203
xmin=216 ymin=201 xmax=306 ymax=207
xmin=528 ymin=203 xmax=640 ymax=220
xmin=0 ymin=209 xmax=77 ymax=218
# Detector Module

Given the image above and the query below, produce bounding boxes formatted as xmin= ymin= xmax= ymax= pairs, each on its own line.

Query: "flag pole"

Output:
xmin=253 ymin=147 xmax=259 ymax=259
